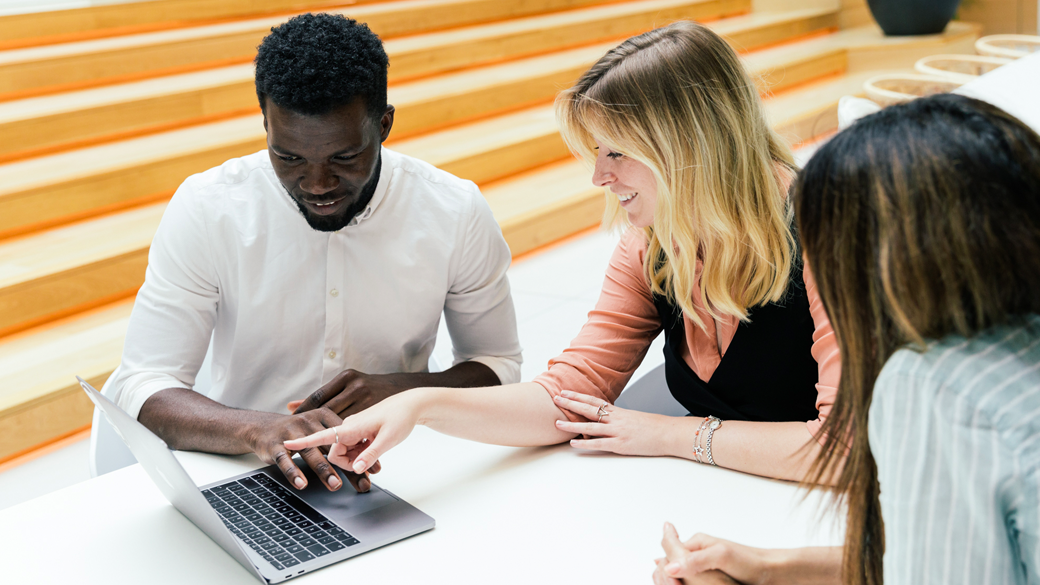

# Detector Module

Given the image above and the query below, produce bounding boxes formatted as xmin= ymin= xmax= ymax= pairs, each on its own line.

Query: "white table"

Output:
xmin=0 ymin=426 xmax=842 ymax=584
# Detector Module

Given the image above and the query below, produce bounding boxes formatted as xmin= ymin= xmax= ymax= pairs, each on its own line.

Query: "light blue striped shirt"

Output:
xmin=870 ymin=315 xmax=1040 ymax=585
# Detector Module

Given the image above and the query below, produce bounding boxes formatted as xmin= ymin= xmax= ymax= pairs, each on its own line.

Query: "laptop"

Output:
xmin=78 ymin=377 xmax=434 ymax=583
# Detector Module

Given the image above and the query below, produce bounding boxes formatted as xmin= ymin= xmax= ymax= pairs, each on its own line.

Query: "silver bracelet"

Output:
xmin=692 ymin=416 xmax=710 ymax=463
xmin=705 ymin=416 xmax=723 ymax=466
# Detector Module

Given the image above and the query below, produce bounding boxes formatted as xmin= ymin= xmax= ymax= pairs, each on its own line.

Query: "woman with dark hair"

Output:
xmin=654 ymin=94 xmax=1040 ymax=585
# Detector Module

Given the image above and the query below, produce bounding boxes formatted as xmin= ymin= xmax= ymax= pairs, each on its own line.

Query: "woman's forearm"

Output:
xmin=661 ymin=418 xmax=825 ymax=483
xmin=413 ymin=382 xmax=576 ymax=447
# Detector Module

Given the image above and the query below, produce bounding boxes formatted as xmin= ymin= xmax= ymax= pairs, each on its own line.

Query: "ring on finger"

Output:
xmin=596 ymin=403 xmax=610 ymax=422
xmin=334 ymin=426 xmax=340 ymax=444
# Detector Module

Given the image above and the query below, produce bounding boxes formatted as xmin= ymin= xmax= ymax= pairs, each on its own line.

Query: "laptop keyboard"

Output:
xmin=203 ymin=473 xmax=360 ymax=571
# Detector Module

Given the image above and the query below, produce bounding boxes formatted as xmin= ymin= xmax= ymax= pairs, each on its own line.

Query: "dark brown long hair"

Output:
xmin=794 ymin=94 xmax=1040 ymax=585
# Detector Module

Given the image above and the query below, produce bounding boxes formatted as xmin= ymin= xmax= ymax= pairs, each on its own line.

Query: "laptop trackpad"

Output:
xmin=264 ymin=463 xmax=399 ymax=521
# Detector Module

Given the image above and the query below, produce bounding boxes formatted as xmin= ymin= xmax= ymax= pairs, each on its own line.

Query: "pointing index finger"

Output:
xmin=284 ymin=427 xmax=338 ymax=450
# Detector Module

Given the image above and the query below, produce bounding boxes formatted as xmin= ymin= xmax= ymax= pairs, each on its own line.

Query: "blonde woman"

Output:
xmin=284 ymin=21 xmax=840 ymax=484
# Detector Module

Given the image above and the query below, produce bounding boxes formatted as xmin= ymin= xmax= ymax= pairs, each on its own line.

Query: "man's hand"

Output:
xmin=284 ymin=390 xmax=424 ymax=477
xmin=247 ymin=407 xmax=371 ymax=492
xmin=137 ymin=388 xmax=378 ymax=494
xmin=288 ymin=362 xmax=500 ymax=419
xmin=288 ymin=369 xmax=406 ymax=420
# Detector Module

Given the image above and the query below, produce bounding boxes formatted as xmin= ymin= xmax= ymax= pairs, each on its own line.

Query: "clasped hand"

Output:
xmin=653 ymin=523 xmax=777 ymax=585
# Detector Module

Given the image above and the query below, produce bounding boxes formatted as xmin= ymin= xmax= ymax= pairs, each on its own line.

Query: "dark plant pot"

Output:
xmin=867 ymin=0 xmax=962 ymax=36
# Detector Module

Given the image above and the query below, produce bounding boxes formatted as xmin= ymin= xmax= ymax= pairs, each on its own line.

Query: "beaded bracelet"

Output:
xmin=692 ymin=416 xmax=710 ymax=463
xmin=705 ymin=416 xmax=723 ymax=466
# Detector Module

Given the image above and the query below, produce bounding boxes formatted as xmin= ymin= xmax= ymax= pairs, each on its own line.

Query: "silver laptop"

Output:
xmin=78 ymin=377 xmax=434 ymax=583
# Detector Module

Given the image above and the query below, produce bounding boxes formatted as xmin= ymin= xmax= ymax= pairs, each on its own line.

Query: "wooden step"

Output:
xmin=0 ymin=104 xmax=576 ymax=334
xmin=765 ymin=70 xmax=881 ymax=145
xmin=710 ymin=8 xmax=837 ymax=52
xmin=385 ymin=0 xmax=749 ymax=82
xmin=485 ymin=159 xmax=603 ymax=256
xmin=0 ymin=104 xmax=568 ymax=241
xmin=0 ymin=0 xmax=651 ymax=100
xmin=0 ymin=65 xmax=259 ymax=162
xmin=0 ymin=204 xmax=164 ymax=338
xmin=0 ymin=117 xmax=266 ymax=241
xmin=0 ymin=0 xmax=750 ymax=160
xmin=0 ymin=1 xmax=360 ymax=49
xmin=0 ymin=16 xmax=846 ymax=241
xmin=0 ymin=299 xmax=133 ymax=462
xmin=392 ymin=106 xmax=568 ymax=185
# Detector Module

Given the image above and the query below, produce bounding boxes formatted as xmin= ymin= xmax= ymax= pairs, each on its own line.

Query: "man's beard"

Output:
xmin=291 ymin=155 xmax=382 ymax=232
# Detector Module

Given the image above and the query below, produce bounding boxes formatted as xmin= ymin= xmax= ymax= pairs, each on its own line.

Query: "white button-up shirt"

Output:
xmin=104 ymin=148 xmax=522 ymax=419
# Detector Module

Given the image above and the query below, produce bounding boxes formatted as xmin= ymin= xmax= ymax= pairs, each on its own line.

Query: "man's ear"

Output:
xmin=379 ymin=105 xmax=395 ymax=143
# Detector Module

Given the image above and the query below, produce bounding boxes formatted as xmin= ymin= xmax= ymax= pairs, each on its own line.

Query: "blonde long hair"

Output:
xmin=556 ymin=21 xmax=797 ymax=329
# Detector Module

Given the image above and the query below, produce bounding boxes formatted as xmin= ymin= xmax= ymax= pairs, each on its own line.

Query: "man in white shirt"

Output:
xmin=103 ymin=14 xmax=521 ymax=494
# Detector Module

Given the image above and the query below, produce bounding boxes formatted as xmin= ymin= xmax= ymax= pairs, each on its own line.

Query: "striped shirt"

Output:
xmin=869 ymin=314 xmax=1040 ymax=584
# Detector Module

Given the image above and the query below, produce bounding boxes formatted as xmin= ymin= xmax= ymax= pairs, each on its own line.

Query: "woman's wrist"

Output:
xmin=404 ymin=386 xmax=437 ymax=427
xmin=665 ymin=415 xmax=700 ymax=460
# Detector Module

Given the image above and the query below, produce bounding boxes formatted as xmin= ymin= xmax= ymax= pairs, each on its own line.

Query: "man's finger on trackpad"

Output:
xmin=340 ymin=468 xmax=371 ymax=493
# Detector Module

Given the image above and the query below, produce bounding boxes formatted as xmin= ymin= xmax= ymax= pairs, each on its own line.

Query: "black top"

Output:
xmin=651 ymin=262 xmax=820 ymax=422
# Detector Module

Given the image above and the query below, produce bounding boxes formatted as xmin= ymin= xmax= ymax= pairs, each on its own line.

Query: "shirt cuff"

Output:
xmin=102 ymin=370 xmax=192 ymax=420
xmin=465 ymin=355 xmax=521 ymax=385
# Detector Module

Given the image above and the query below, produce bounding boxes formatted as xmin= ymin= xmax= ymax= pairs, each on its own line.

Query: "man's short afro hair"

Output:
xmin=254 ymin=13 xmax=389 ymax=117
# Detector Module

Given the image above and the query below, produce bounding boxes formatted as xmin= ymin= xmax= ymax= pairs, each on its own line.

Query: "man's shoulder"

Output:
xmin=383 ymin=148 xmax=482 ymax=201
xmin=180 ymin=150 xmax=277 ymax=197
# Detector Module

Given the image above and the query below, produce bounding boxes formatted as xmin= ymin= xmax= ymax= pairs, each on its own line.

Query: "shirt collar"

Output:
xmin=346 ymin=146 xmax=392 ymax=228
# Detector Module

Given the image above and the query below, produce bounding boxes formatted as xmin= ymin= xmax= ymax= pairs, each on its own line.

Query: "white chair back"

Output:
xmin=88 ymin=342 xmax=214 ymax=477
xmin=614 ymin=363 xmax=688 ymax=416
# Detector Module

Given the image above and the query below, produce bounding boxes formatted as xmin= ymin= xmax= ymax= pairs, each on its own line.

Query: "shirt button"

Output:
xmin=330 ymin=289 xmax=339 ymax=297
xmin=328 ymin=350 xmax=337 ymax=359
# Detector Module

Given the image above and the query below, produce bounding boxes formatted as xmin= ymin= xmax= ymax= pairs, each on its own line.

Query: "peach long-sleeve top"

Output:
xmin=533 ymin=228 xmax=840 ymax=443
